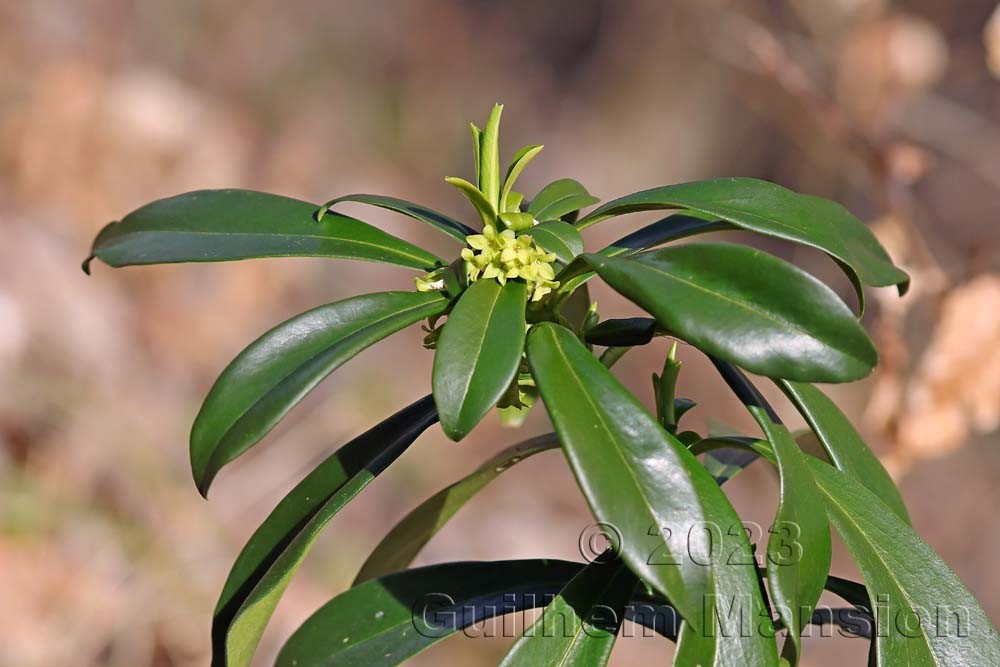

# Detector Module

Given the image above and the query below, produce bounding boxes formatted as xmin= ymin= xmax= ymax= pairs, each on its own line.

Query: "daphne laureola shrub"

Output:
xmin=85 ymin=105 xmax=999 ymax=666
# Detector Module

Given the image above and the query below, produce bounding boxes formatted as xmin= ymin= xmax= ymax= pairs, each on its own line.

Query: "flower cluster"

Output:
xmin=460 ymin=224 xmax=558 ymax=301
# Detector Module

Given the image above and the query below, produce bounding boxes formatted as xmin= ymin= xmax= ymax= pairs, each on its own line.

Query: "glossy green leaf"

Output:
xmin=355 ymin=433 xmax=559 ymax=584
xmin=276 ymin=559 xmax=582 ymax=667
xmin=778 ymin=380 xmax=909 ymax=523
xmin=316 ymin=193 xmax=474 ymax=242
xmin=191 ymin=291 xmax=447 ymax=495
xmin=215 ymin=395 xmax=438 ymax=667
xmin=576 ymin=178 xmax=910 ymax=307
xmin=444 ymin=176 xmax=496 ymax=228
xmin=525 ymin=323 xmax=776 ymax=664
xmin=528 ymin=178 xmax=600 ymax=222
xmin=808 ymin=459 xmax=1000 ymax=666
xmin=584 ymin=243 xmax=878 ymax=382
xmin=501 ymin=144 xmax=543 ymax=212
xmin=527 ymin=221 xmax=584 ymax=264
xmin=83 ymin=189 xmax=443 ymax=273
xmin=433 ymin=279 xmax=527 ymax=440
xmin=750 ymin=406 xmax=831 ymax=665
xmin=499 ymin=559 xmax=637 ymax=667
xmin=480 ymin=104 xmax=504 ymax=210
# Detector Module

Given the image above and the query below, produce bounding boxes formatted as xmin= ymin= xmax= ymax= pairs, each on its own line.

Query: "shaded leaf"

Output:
xmin=585 ymin=244 xmax=878 ymax=382
xmin=276 ymin=559 xmax=582 ymax=667
xmin=355 ymin=433 xmax=559 ymax=584
xmin=215 ymin=395 xmax=439 ymax=667
xmin=499 ymin=559 xmax=637 ymax=667
xmin=584 ymin=317 xmax=657 ymax=347
xmin=433 ymin=279 xmax=527 ymax=440
xmin=191 ymin=291 xmax=448 ymax=495
xmin=84 ymin=189 xmax=443 ymax=273
xmin=317 ymin=193 xmax=474 ymax=242
xmin=603 ymin=213 xmax=734 ymax=256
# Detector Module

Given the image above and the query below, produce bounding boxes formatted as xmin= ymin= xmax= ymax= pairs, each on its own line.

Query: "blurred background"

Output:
xmin=1 ymin=0 xmax=998 ymax=664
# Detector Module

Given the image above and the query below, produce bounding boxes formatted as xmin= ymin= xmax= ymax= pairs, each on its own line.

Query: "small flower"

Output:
xmin=461 ymin=221 xmax=558 ymax=301
xmin=414 ymin=267 xmax=448 ymax=292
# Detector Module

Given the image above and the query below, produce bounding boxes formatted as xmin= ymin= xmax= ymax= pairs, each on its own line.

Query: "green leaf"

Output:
xmin=750 ymin=406 xmax=831 ymax=665
xmin=527 ymin=221 xmax=584 ymax=264
xmin=808 ymin=459 xmax=1000 ymax=666
xmin=214 ymin=395 xmax=438 ymax=667
xmin=444 ymin=176 xmax=496 ymax=228
xmin=501 ymin=144 xmax=544 ymax=213
xmin=480 ymin=103 xmax=504 ymax=210
xmin=433 ymin=279 xmax=527 ymax=440
xmin=778 ymin=380 xmax=910 ymax=524
xmin=576 ymin=177 xmax=910 ymax=308
xmin=316 ymin=193 xmax=474 ymax=242
xmin=528 ymin=178 xmax=600 ymax=222
xmin=191 ymin=291 xmax=447 ymax=495
xmin=355 ymin=433 xmax=559 ymax=584
xmin=83 ymin=189 xmax=444 ymax=273
xmin=470 ymin=123 xmax=483 ymax=187
xmin=499 ymin=559 xmax=637 ymax=667
xmin=276 ymin=559 xmax=583 ymax=667
xmin=525 ymin=323 xmax=776 ymax=664
xmin=584 ymin=243 xmax=878 ymax=382
xmin=602 ymin=213 xmax=734 ymax=257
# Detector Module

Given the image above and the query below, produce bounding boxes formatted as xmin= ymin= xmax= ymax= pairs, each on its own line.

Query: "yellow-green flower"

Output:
xmin=459 ymin=223 xmax=558 ymax=301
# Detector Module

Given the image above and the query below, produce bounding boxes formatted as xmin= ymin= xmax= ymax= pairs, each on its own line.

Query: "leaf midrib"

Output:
xmin=104 ymin=228 xmax=438 ymax=265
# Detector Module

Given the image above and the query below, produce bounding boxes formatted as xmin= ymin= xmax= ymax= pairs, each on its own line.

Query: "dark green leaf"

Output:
xmin=585 ymin=244 xmax=878 ymax=382
xmin=525 ymin=323 xmax=776 ymax=663
xmin=584 ymin=317 xmax=657 ymax=347
xmin=215 ymin=395 xmax=438 ymax=667
xmin=317 ymin=193 xmax=474 ymax=242
xmin=750 ymin=406 xmax=831 ymax=665
xmin=276 ymin=559 xmax=582 ymax=667
xmin=499 ymin=559 xmax=637 ymax=667
xmin=83 ymin=189 xmax=444 ymax=273
xmin=778 ymin=380 xmax=909 ymax=523
xmin=528 ymin=179 xmax=600 ymax=222
xmin=808 ymin=459 xmax=1000 ymax=666
xmin=576 ymin=178 xmax=910 ymax=306
xmin=355 ymin=433 xmax=559 ymax=584
xmin=191 ymin=291 xmax=447 ymax=495
xmin=603 ymin=213 xmax=734 ymax=257
xmin=527 ymin=221 xmax=584 ymax=264
xmin=433 ymin=279 xmax=527 ymax=440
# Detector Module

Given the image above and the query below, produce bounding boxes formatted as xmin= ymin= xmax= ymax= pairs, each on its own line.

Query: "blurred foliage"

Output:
xmin=0 ymin=1 xmax=998 ymax=665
